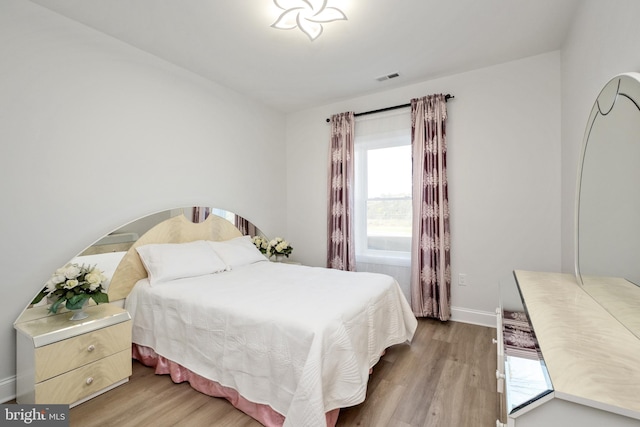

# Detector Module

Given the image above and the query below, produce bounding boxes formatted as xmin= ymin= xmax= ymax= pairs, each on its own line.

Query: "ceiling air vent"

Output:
xmin=376 ymin=72 xmax=400 ymax=82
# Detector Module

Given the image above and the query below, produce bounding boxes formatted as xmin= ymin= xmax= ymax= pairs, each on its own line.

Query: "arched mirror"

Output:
xmin=16 ymin=206 xmax=264 ymax=322
xmin=575 ymin=72 xmax=640 ymax=338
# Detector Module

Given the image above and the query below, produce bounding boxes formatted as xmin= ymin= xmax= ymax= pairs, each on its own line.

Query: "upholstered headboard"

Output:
xmin=107 ymin=214 xmax=242 ymax=301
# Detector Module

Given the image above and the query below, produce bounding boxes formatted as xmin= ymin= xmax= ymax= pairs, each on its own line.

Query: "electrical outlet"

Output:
xmin=458 ymin=273 xmax=467 ymax=286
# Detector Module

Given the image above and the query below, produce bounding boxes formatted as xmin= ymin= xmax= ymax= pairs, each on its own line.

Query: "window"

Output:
xmin=354 ymin=109 xmax=412 ymax=266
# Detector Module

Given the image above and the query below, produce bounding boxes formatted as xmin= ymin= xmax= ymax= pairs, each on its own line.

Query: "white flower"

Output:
xmin=44 ymin=280 xmax=57 ymax=294
xmin=64 ymin=265 xmax=81 ymax=279
xmin=271 ymin=0 xmax=347 ymax=41
xmin=51 ymin=274 xmax=66 ymax=285
xmin=64 ymin=279 xmax=79 ymax=289
xmin=42 ymin=262 xmax=109 ymax=314
xmin=85 ymin=271 xmax=104 ymax=286
xmin=267 ymin=236 xmax=292 ymax=257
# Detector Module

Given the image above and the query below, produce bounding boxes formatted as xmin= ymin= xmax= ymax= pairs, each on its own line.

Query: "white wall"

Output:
xmin=0 ymin=0 xmax=285 ymax=400
xmin=286 ymin=52 xmax=562 ymax=325
xmin=560 ymin=0 xmax=640 ymax=273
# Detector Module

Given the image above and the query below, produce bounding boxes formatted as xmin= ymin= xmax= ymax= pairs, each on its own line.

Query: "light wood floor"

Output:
xmin=69 ymin=319 xmax=498 ymax=427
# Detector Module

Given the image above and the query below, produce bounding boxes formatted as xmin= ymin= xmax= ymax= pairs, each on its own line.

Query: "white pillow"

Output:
xmin=208 ymin=236 xmax=268 ymax=269
xmin=136 ymin=240 xmax=228 ymax=285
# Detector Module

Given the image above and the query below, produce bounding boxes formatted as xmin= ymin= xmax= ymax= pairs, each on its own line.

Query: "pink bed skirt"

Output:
xmin=132 ymin=344 xmax=340 ymax=427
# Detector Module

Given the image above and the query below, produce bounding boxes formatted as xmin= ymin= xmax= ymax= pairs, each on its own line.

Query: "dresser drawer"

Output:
xmin=34 ymin=349 xmax=131 ymax=404
xmin=35 ymin=321 xmax=131 ymax=382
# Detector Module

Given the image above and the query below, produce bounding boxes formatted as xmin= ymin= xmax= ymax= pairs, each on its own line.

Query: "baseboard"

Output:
xmin=450 ymin=306 xmax=497 ymax=328
xmin=0 ymin=375 xmax=16 ymax=403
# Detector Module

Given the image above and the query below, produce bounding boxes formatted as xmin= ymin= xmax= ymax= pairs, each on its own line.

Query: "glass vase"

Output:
xmin=69 ymin=299 xmax=90 ymax=321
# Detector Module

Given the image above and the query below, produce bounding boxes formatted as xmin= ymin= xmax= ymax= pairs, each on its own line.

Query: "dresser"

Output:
xmin=496 ymin=271 xmax=640 ymax=427
xmin=14 ymin=303 xmax=132 ymax=407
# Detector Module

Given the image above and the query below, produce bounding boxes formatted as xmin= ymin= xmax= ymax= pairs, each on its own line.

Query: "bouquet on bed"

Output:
xmin=266 ymin=237 xmax=293 ymax=258
xmin=31 ymin=263 xmax=110 ymax=313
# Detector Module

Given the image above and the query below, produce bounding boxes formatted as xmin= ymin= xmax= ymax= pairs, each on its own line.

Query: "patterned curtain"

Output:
xmin=192 ymin=206 xmax=210 ymax=223
xmin=235 ymin=216 xmax=256 ymax=236
xmin=327 ymin=112 xmax=355 ymax=271
xmin=410 ymin=94 xmax=451 ymax=320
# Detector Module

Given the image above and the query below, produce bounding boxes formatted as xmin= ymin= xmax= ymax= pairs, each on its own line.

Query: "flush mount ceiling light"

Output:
xmin=271 ymin=0 xmax=347 ymax=41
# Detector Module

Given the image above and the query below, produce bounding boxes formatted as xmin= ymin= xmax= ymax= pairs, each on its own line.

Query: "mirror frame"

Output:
xmin=574 ymin=72 xmax=640 ymax=284
xmin=574 ymin=72 xmax=640 ymax=339
xmin=16 ymin=206 xmax=264 ymax=322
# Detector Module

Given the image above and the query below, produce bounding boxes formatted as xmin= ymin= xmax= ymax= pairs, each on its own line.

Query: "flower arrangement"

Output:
xmin=252 ymin=235 xmax=269 ymax=255
xmin=266 ymin=237 xmax=293 ymax=258
xmin=31 ymin=263 xmax=110 ymax=314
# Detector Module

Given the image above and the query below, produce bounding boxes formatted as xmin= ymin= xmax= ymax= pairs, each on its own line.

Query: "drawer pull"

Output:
xmin=496 ymin=369 xmax=505 ymax=380
xmin=492 ymin=338 xmax=498 ymax=344
xmin=496 ymin=421 xmax=507 ymax=427
xmin=86 ymin=377 xmax=94 ymax=385
xmin=87 ymin=345 xmax=96 ymax=352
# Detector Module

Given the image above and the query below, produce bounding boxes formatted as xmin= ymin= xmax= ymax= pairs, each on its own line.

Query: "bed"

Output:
xmin=108 ymin=214 xmax=418 ymax=427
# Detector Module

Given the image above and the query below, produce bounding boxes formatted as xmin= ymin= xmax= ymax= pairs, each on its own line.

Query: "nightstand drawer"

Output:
xmin=34 ymin=349 xmax=131 ymax=404
xmin=35 ymin=321 xmax=131 ymax=382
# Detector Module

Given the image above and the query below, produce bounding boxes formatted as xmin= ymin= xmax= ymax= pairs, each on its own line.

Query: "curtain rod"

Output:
xmin=325 ymin=94 xmax=454 ymax=123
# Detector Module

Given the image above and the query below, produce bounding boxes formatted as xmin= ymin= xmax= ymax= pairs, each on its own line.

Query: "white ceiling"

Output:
xmin=28 ymin=0 xmax=581 ymax=113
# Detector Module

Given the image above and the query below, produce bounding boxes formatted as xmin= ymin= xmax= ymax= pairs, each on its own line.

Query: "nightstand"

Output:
xmin=14 ymin=303 xmax=132 ymax=407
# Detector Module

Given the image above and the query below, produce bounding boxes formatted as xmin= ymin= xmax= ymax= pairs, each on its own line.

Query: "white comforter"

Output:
xmin=125 ymin=261 xmax=417 ymax=427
